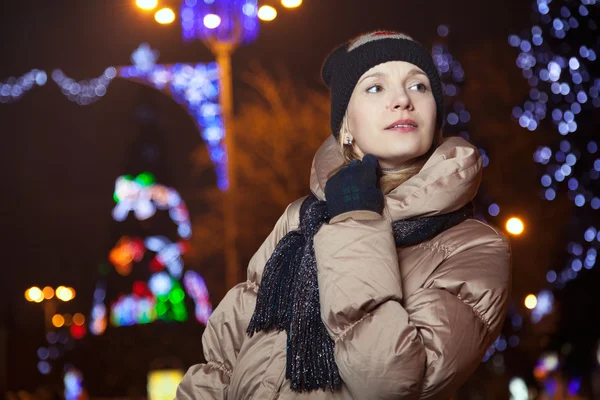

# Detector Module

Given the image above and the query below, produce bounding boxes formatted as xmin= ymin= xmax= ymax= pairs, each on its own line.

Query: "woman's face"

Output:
xmin=345 ymin=61 xmax=437 ymax=168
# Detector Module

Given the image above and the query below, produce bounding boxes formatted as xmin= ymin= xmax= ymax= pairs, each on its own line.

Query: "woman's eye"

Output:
xmin=366 ymin=84 xmax=383 ymax=93
xmin=410 ymin=83 xmax=429 ymax=92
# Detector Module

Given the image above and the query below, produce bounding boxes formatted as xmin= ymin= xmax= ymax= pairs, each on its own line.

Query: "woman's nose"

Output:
xmin=390 ymin=88 xmax=412 ymax=110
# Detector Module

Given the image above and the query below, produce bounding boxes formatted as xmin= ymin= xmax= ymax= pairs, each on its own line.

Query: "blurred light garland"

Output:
xmin=507 ymin=0 xmax=599 ymax=394
xmin=0 ymin=43 xmax=227 ymax=190
xmin=510 ymin=0 xmax=600 ymax=209
xmin=51 ymin=67 xmax=117 ymax=105
xmin=510 ymin=0 xmax=599 ymax=290
xmin=0 ymin=69 xmax=47 ymax=102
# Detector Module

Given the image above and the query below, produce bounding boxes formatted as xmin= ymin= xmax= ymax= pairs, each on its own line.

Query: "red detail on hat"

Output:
xmin=372 ymin=31 xmax=398 ymax=36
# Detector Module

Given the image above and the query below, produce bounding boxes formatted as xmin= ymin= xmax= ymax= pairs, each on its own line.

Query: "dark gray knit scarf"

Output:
xmin=247 ymin=194 xmax=474 ymax=393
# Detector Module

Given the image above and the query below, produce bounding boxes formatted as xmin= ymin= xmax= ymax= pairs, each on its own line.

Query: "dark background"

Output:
xmin=3 ymin=0 xmax=597 ymax=397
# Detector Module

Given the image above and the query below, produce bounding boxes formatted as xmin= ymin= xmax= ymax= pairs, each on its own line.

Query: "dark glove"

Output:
xmin=324 ymin=154 xmax=384 ymax=219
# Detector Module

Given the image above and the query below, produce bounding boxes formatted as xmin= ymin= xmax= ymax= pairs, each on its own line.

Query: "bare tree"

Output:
xmin=188 ymin=63 xmax=331 ymax=285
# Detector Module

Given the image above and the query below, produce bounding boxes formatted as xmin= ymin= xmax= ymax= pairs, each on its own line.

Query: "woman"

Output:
xmin=177 ymin=31 xmax=512 ymax=399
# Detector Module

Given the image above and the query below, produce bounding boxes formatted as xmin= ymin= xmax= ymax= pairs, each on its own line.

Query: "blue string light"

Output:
xmin=0 ymin=70 xmax=47 ymax=103
xmin=0 ymin=44 xmax=228 ymax=191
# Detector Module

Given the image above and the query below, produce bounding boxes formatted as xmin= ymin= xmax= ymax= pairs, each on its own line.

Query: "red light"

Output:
xmin=70 ymin=324 xmax=86 ymax=340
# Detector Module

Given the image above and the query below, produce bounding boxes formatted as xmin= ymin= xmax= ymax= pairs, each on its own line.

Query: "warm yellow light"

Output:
xmin=56 ymin=286 xmax=75 ymax=302
xmin=258 ymin=5 xmax=277 ymax=21
xmin=203 ymin=14 xmax=221 ymax=29
xmin=43 ymin=286 xmax=54 ymax=300
xmin=52 ymin=314 xmax=65 ymax=328
xmin=25 ymin=287 xmax=43 ymax=303
xmin=136 ymin=0 xmax=158 ymax=11
xmin=281 ymin=0 xmax=302 ymax=8
xmin=525 ymin=294 xmax=538 ymax=310
xmin=148 ymin=370 xmax=185 ymax=400
xmin=506 ymin=217 xmax=525 ymax=235
xmin=155 ymin=8 xmax=175 ymax=24
xmin=73 ymin=313 xmax=85 ymax=326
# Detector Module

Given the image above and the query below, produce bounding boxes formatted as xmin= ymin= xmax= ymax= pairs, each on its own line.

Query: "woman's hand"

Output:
xmin=325 ymin=154 xmax=384 ymax=219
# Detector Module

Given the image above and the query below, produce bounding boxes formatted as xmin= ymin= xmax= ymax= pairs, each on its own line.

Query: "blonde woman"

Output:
xmin=177 ymin=31 xmax=512 ymax=399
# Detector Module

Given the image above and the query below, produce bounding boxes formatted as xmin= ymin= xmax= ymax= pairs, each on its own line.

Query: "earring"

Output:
xmin=345 ymin=136 xmax=353 ymax=145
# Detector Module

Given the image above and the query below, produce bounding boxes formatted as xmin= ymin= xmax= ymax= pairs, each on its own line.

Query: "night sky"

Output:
xmin=2 ymin=0 xmax=584 ymax=395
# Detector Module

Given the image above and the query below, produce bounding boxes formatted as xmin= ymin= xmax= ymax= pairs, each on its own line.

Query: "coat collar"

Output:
xmin=309 ymin=135 xmax=483 ymax=221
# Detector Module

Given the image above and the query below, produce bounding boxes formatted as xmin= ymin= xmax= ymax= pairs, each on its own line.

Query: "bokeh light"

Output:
xmin=258 ymin=5 xmax=277 ymax=21
xmin=506 ymin=217 xmax=525 ymax=235
xmin=73 ymin=313 xmax=85 ymax=326
xmin=135 ymin=0 xmax=158 ymax=11
xmin=56 ymin=286 xmax=75 ymax=302
xmin=203 ymin=14 xmax=221 ymax=29
xmin=281 ymin=0 xmax=302 ymax=8
xmin=525 ymin=294 xmax=538 ymax=310
xmin=52 ymin=314 xmax=65 ymax=328
xmin=42 ymin=286 xmax=54 ymax=300
xmin=155 ymin=8 xmax=175 ymax=24
xmin=25 ymin=287 xmax=43 ymax=303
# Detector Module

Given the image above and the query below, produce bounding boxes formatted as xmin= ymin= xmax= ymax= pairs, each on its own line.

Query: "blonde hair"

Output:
xmin=334 ymin=114 xmax=443 ymax=194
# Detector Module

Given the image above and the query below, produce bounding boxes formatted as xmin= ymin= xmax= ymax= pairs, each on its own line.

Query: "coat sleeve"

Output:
xmin=176 ymin=200 xmax=303 ymax=400
xmin=314 ymin=213 xmax=511 ymax=400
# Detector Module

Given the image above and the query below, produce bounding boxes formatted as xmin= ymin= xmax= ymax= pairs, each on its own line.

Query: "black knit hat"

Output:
xmin=321 ymin=31 xmax=444 ymax=138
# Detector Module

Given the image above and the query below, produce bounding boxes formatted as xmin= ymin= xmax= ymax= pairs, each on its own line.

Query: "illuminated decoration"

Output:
xmin=508 ymin=6 xmax=599 ymax=376
xmin=155 ymin=8 xmax=176 ymax=24
xmin=110 ymin=279 xmax=188 ymax=326
xmin=0 ymin=69 xmax=46 ymax=103
xmin=51 ymin=67 xmax=117 ymax=105
xmin=109 ymin=236 xmax=146 ymax=276
xmin=145 ymin=236 xmax=188 ymax=278
xmin=0 ymin=44 xmax=227 ymax=190
xmin=131 ymin=43 xmax=160 ymax=74
xmin=121 ymin=46 xmax=227 ymax=189
xmin=510 ymin=1 xmax=600 ymax=208
xmin=111 ymin=291 xmax=157 ymax=327
xmin=180 ymin=0 xmax=259 ymax=44
xmin=112 ymin=173 xmax=193 ymax=237
xmin=183 ymin=271 xmax=213 ymax=325
xmin=64 ymin=367 xmax=84 ymax=400
xmin=149 ymin=272 xmax=173 ymax=296
xmin=95 ymin=172 xmax=212 ymax=333
xmin=148 ymin=369 xmax=185 ymax=400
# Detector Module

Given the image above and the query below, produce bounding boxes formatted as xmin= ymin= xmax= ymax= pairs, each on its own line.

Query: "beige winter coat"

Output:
xmin=176 ymin=135 xmax=512 ymax=399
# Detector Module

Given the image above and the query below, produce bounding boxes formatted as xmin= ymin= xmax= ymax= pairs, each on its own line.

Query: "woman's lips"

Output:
xmin=385 ymin=125 xmax=418 ymax=133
